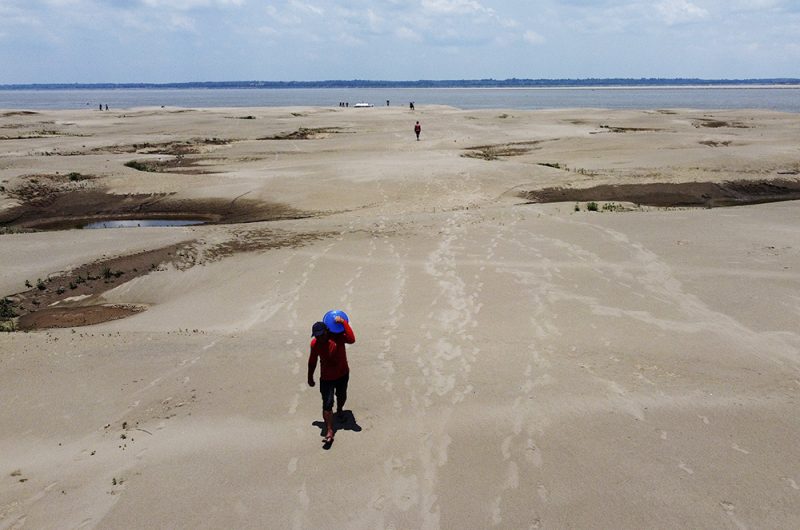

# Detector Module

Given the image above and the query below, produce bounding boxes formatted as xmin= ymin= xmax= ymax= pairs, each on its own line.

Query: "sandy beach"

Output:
xmin=1 ymin=105 xmax=799 ymax=528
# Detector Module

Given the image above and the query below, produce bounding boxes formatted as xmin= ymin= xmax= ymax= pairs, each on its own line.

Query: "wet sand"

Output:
xmin=1 ymin=106 xmax=799 ymax=528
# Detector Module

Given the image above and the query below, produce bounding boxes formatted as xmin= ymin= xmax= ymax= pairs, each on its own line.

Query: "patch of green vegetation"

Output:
xmin=0 ymin=297 xmax=19 ymax=333
xmin=67 ymin=172 xmax=88 ymax=181
xmin=462 ymin=142 xmax=540 ymax=161
xmin=0 ymin=298 xmax=16 ymax=319
xmin=0 ymin=227 xmax=33 ymax=234
xmin=587 ymin=201 xmax=599 ymax=212
xmin=101 ymin=267 xmax=124 ymax=280
xmin=694 ymin=119 xmax=749 ymax=129
xmin=599 ymin=124 xmax=660 ymax=133
xmin=260 ymin=127 xmax=343 ymax=140
xmin=124 ymin=160 xmax=152 ymax=172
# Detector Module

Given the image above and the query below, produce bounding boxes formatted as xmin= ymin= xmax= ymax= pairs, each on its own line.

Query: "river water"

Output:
xmin=1 ymin=86 xmax=799 ymax=112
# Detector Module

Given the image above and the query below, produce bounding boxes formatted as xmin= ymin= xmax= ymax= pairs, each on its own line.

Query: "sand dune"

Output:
xmin=1 ymin=106 xmax=799 ymax=528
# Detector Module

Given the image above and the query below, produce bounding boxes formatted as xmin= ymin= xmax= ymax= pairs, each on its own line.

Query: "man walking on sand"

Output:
xmin=414 ymin=120 xmax=421 ymax=140
xmin=307 ymin=316 xmax=355 ymax=444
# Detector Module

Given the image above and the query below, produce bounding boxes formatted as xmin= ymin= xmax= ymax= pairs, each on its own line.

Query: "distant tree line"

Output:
xmin=2 ymin=78 xmax=799 ymax=90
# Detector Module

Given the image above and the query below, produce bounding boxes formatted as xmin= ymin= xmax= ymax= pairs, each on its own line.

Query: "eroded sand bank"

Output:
xmin=1 ymin=106 xmax=799 ymax=529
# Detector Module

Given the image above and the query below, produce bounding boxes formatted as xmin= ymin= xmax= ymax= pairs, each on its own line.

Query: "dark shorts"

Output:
xmin=319 ymin=373 xmax=349 ymax=412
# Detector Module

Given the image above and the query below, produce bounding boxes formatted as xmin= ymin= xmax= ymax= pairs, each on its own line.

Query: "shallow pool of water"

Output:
xmin=82 ymin=219 xmax=205 ymax=229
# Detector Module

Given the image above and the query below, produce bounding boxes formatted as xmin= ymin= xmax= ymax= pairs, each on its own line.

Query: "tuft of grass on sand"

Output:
xmin=258 ymin=127 xmax=343 ymax=140
xmin=0 ymin=297 xmax=18 ymax=332
xmin=462 ymin=141 xmax=542 ymax=161
xmin=124 ymin=160 xmax=152 ymax=172
xmin=0 ymin=298 xmax=16 ymax=319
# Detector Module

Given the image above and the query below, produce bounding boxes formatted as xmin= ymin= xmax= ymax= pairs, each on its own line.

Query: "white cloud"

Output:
xmin=141 ymin=0 xmax=243 ymax=9
xmin=523 ymin=30 xmax=545 ymax=44
xmin=500 ymin=17 xmax=519 ymax=29
xmin=726 ymin=0 xmax=783 ymax=10
xmin=421 ymin=0 xmax=493 ymax=16
xmin=335 ymin=30 xmax=365 ymax=46
xmin=0 ymin=12 xmax=42 ymax=28
xmin=366 ymin=9 xmax=383 ymax=32
xmin=43 ymin=0 xmax=84 ymax=6
xmin=289 ymin=1 xmax=324 ymax=16
xmin=395 ymin=26 xmax=423 ymax=42
xmin=265 ymin=5 xmax=303 ymax=27
xmin=113 ymin=6 xmax=203 ymax=33
xmin=257 ymin=26 xmax=278 ymax=37
xmin=168 ymin=13 xmax=197 ymax=32
xmin=656 ymin=0 xmax=709 ymax=24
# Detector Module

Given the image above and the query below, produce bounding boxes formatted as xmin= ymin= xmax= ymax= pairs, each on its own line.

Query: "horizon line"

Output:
xmin=2 ymin=77 xmax=800 ymax=90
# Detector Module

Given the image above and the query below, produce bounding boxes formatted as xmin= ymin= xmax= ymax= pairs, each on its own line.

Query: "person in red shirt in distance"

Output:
xmin=307 ymin=316 xmax=356 ymax=444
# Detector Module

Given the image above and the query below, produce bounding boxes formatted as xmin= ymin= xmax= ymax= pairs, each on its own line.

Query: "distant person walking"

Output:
xmin=414 ymin=121 xmax=421 ymax=141
xmin=307 ymin=314 xmax=356 ymax=444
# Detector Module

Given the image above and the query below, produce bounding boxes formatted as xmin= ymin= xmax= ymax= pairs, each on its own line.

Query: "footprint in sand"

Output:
xmin=490 ymin=496 xmax=503 ymax=525
xmin=501 ymin=435 xmax=513 ymax=460
xmin=503 ymin=461 xmax=520 ymax=490
xmin=370 ymin=493 xmax=386 ymax=510
xmin=296 ymin=482 xmax=309 ymax=508
xmin=731 ymin=443 xmax=750 ymax=454
xmin=720 ymin=501 xmax=748 ymax=530
xmin=526 ymin=439 xmax=543 ymax=467
xmin=537 ymin=484 xmax=549 ymax=503
xmin=288 ymin=394 xmax=299 ymax=415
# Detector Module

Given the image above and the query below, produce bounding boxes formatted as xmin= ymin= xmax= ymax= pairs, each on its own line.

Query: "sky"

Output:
xmin=0 ymin=0 xmax=798 ymax=83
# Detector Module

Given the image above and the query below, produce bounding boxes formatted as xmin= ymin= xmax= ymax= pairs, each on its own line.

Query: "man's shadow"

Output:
xmin=312 ymin=410 xmax=362 ymax=449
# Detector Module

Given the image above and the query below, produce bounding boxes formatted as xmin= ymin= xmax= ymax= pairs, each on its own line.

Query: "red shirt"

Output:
xmin=308 ymin=320 xmax=355 ymax=381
